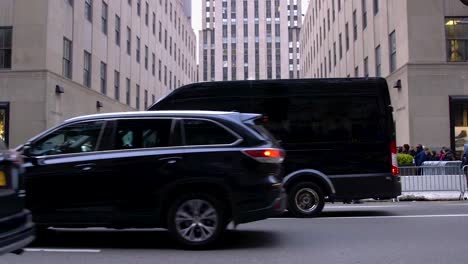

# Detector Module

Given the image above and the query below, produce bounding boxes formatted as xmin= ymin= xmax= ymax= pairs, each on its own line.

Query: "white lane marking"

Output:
xmin=271 ymin=214 xmax=468 ymax=220
xmin=325 ymin=205 xmax=408 ymax=209
xmin=24 ymin=248 xmax=101 ymax=253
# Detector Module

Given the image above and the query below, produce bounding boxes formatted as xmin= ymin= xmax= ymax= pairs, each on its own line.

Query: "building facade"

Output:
xmin=0 ymin=0 xmax=197 ymax=147
xmin=300 ymin=0 xmax=468 ymax=155
xmin=199 ymin=0 xmax=302 ymax=82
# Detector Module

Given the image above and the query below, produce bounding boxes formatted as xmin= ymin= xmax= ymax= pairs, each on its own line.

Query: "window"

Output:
xmin=136 ymin=37 xmax=140 ymax=63
xmin=101 ymin=1 xmax=108 ymax=35
xmin=164 ymin=65 xmax=167 ymax=85
xmin=159 ymin=22 xmax=162 ymax=42
xmin=353 ymin=10 xmax=358 ymax=41
xmin=126 ymin=78 xmax=131 ymax=105
xmin=152 ymin=12 xmax=156 ymax=34
xmin=375 ymin=45 xmax=381 ymax=77
xmin=354 ymin=66 xmax=359 ymax=77
xmin=85 ymin=0 xmax=92 ymax=22
xmin=83 ymin=51 xmax=91 ymax=87
xmin=364 ymin=57 xmax=369 ymax=77
xmin=183 ymin=119 xmax=238 ymax=146
xmin=374 ymin=0 xmax=379 ymax=15
xmin=144 ymin=89 xmax=148 ymax=109
xmin=362 ymin=0 xmax=367 ymax=29
xmin=389 ymin=31 xmax=397 ymax=72
xmin=144 ymin=45 xmax=148 ymax=69
xmin=115 ymin=119 xmax=172 ymax=149
xmin=30 ymin=121 xmax=105 ymax=156
xmin=137 ymin=0 xmax=141 ymax=16
xmin=145 ymin=2 xmax=149 ymax=25
xmin=345 ymin=23 xmax=349 ymax=50
xmin=152 ymin=53 xmax=155 ymax=75
xmin=63 ymin=38 xmax=72 ymax=79
xmin=113 ymin=71 xmax=120 ymax=100
xmin=446 ymin=17 xmax=468 ymax=62
xmin=338 ymin=0 xmax=341 ymax=11
xmin=100 ymin=62 xmax=107 ymax=94
xmin=339 ymin=33 xmax=343 ymax=58
xmin=115 ymin=15 xmax=121 ymax=46
xmin=127 ymin=27 xmax=131 ymax=55
xmin=0 ymin=28 xmax=12 ymax=69
xmin=333 ymin=42 xmax=337 ymax=66
xmin=164 ymin=30 xmax=167 ymax=49
xmin=136 ymin=84 xmax=140 ymax=109
xmin=158 ymin=60 xmax=162 ymax=81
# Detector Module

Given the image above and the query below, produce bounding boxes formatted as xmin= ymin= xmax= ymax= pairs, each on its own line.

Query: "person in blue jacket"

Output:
xmin=414 ymin=144 xmax=427 ymax=166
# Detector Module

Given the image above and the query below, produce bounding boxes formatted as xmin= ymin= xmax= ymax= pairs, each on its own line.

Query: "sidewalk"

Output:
xmin=397 ymin=191 xmax=467 ymax=201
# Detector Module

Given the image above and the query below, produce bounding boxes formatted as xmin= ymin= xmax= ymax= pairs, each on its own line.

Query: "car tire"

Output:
xmin=167 ymin=193 xmax=227 ymax=249
xmin=288 ymin=182 xmax=325 ymax=218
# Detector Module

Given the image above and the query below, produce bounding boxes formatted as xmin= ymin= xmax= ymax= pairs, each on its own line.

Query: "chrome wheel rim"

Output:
xmin=295 ymin=188 xmax=320 ymax=213
xmin=175 ymin=199 xmax=218 ymax=243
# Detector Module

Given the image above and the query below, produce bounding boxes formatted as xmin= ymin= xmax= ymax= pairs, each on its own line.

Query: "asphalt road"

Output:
xmin=3 ymin=201 xmax=468 ymax=264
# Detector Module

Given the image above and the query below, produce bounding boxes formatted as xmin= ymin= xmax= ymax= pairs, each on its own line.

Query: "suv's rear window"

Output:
xmin=247 ymin=119 xmax=279 ymax=143
xmin=183 ymin=119 xmax=238 ymax=146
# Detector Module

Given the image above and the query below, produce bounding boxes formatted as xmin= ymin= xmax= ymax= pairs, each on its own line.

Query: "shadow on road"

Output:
xmin=30 ymin=228 xmax=280 ymax=250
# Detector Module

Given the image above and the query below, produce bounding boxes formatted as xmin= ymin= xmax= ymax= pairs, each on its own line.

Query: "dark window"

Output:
xmin=137 ymin=0 xmax=141 ymax=16
xmin=63 ymin=38 xmax=72 ymax=78
xmin=362 ymin=0 xmax=367 ymax=29
xmin=102 ymin=1 xmax=108 ymax=35
xmin=0 ymin=28 xmax=12 ymax=69
xmin=345 ymin=23 xmax=350 ymax=50
xmin=100 ymin=62 xmax=107 ymax=94
xmin=145 ymin=2 xmax=149 ymax=25
xmin=389 ymin=30 xmax=397 ymax=72
xmin=183 ymin=119 xmax=238 ymax=146
xmin=115 ymin=119 xmax=172 ymax=149
xmin=114 ymin=70 xmax=120 ymax=100
xmin=127 ymin=27 xmax=131 ymax=55
xmin=126 ymin=78 xmax=131 ymax=105
xmin=136 ymin=84 xmax=140 ymax=109
xmin=375 ymin=45 xmax=381 ymax=77
xmin=30 ymin=121 xmax=105 ymax=156
xmin=83 ymin=51 xmax=91 ymax=87
xmin=136 ymin=37 xmax=140 ymax=63
xmin=115 ymin=15 xmax=121 ymax=46
xmin=85 ymin=0 xmax=93 ymax=22
xmin=353 ymin=10 xmax=358 ymax=41
xmin=374 ymin=0 xmax=379 ymax=15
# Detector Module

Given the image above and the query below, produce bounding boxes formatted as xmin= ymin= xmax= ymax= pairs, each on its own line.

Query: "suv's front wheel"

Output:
xmin=288 ymin=182 xmax=325 ymax=218
xmin=167 ymin=193 xmax=226 ymax=248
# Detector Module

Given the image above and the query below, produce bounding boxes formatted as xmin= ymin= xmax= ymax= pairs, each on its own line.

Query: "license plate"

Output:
xmin=0 ymin=171 xmax=6 ymax=187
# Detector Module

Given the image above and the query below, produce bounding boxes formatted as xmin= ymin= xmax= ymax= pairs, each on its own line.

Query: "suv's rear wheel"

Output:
xmin=288 ymin=182 xmax=325 ymax=218
xmin=167 ymin=193 xmax=226 ymax=248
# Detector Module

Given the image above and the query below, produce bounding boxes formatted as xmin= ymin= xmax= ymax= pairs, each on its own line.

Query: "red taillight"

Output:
xmin=390 ymin=141 xmax=399 ymax=176
xmin=243 ymin=148 xmax=285 ymax=163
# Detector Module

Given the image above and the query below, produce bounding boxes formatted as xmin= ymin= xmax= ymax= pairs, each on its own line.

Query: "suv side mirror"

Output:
xmin=22 ymin=144 xmax=32 ymax=157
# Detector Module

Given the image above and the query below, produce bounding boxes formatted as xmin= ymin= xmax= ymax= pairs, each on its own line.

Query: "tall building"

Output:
xmin=0 ymin=0 xmax=197 ymax=146
xmin=300 ymin=0 xmax=468 ymax=153
xmin=199 ymin=0 xmax=302 ymax=82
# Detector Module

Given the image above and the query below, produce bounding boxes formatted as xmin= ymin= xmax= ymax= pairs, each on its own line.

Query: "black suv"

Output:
xmin=0 ymin=142 xmax=35 ymax=255
xmin=20 ymin=111 xmax=285 ymax=248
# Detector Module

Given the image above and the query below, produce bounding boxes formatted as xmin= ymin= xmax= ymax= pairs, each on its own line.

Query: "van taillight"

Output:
xmin=390 ymin=141 xmax=399 ymax=176
xmin=243 ymin=148 xmax=285 ymax=163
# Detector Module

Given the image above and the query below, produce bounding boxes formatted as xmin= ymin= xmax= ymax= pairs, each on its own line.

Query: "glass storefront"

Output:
xmin=450 ymin=97 xmax=468 ymax=157
xmin=0 ymin=103 xmax=9 ymax=145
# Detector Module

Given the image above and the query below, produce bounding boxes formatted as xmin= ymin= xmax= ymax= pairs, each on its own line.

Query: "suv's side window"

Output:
xmin=183 ymin=119 xmax=239 ymax=146
xmin=115 ymin=118 xmax=173 ymax=150
xmin=30 ymin=121 xmax=105 ymax=156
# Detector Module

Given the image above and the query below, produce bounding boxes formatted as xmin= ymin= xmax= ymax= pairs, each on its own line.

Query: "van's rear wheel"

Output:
xmin=288 ymin=182 xmax=325 ymax=218
xmin=167 ymin=193 xmax=226 ymax=249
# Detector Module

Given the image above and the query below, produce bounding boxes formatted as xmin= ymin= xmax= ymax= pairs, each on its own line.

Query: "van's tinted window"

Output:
xmin=183 ymin=119 xmax=238 ymax=146
xmin=252 ymin=96 xmax=384 ymax=144
xmin=30 ymin=121 xmax=105 ymax=156
xmin=115 ymin=119 xmax=172 ymax=149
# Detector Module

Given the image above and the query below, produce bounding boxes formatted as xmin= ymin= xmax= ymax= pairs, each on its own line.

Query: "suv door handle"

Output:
xmin=158 ymin=157 xmax=182 ymax=164
xmin=74 ymin=163 xmax=96 ymax=171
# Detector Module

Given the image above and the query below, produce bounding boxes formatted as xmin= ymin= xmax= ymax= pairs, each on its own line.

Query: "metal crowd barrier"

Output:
xmin=398 ymin=161 xmax=467 ymax=199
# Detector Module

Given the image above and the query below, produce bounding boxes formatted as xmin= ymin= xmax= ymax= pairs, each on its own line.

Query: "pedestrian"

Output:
xmin=439 ymin=149 xmax=446 ymax=161
xmin=431 ymin=150 xmax=438 ymax=161
xmin=409 ymin=146 xmax=417 ymax=157
xmin=414 ymin=144 xmax=427 ymax=166
xmin=443 ymin=148 xmax=455 ymax=161
xmin=462 ymin=144 xmax=468 ymax=167
xmin=402 ymin=144 xmax=410 ymax=154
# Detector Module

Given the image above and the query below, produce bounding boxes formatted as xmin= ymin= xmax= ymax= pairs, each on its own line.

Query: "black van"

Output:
xmin=149 ymin=78 xmax=401 ymax=217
